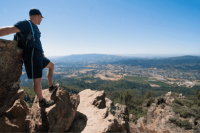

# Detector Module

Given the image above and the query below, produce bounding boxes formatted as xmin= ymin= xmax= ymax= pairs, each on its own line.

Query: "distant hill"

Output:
xmin=110 ymin=55 xmax=200 ymax=70
xmin=48 ymin=54 xmax=130 ymax=64
xmin=47 ymin=54 xmax=200 ymax=70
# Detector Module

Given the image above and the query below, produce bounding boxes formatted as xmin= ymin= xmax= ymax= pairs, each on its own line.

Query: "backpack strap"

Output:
xmin=25 ymin=19 xmax=35 ymax=41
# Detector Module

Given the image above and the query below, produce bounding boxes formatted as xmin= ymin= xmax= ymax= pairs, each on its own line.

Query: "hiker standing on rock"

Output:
xmin=0 ymin=8 xmax=57 ymax=108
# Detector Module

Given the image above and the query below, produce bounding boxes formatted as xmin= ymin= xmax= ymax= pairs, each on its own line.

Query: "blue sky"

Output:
xmin=0 ymin=0 xmax=199 ymax=56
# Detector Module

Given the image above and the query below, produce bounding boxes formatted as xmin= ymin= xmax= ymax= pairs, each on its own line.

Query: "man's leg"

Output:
xmin=33 ymin=77 xmax=43 ymax=101
xmin=34 ymin=77 xmax=54 ymax=107
xmin=45 ymin=61 xmax=54 ymax=87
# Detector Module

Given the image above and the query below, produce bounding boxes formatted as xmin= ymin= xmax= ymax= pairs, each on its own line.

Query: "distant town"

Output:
xmin=50 ymin=63 xmax=199 ymax=88
xmin=20 ymin=54 xmax=200 ymax=88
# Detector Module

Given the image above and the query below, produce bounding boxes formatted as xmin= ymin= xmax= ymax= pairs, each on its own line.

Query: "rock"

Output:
xmin=129 ymin=114 xmax=137 ymax=122
xmin=14 ymin=89 xmax=26 ymax=101
xmin=30 ymin=87 xmax=80 ymax=132
xmin=142 ymin=97 xmax=155 ymax=110
xmin=115 ymin=103 xmax=130 ymax=132
xmin=0 ymin=39 xmax=30 ymax=132
xmin=65 ymin=111 xmax=87 ymax=132
xmin=105 ymin=97 xmax=114 ymax=107
xmin=67 ymin=89 xmax=130 ymax=132
xmin=0 ymin=39 xmax=23 ymax=114
xmin=24 ymin=118 xmax=32 ymax=132
xmin=91 ymin=90 xmax=106 ymax=109
xmin=6 ymin=99 xmax=29 ymax=119
xmin=132 ymin=93 xmax=194 ymax=133
xmin=0 ymin=99 xmax=29 ymax=132
xmin=0 ymin=115 xmax=19 ymax=132
xmin=0 ymin=89 xmax=27 ymax=118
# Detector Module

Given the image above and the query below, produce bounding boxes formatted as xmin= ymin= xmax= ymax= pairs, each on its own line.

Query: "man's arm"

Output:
xmin=0 ymin=26 xmax=20 ymax=37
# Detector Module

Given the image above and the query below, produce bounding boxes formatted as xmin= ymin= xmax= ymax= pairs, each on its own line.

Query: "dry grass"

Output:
xmin=79 ymin=69 xmax=95 ymax=73
xmin=106 ymin=64 xmax=114 ymax=70
xmin=94 ymin=74 xmax=122 ymax=81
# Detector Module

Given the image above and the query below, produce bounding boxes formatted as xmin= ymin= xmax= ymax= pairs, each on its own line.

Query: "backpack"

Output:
xmin=13 ymin=20 xmax=35 ymax=59
xmin=14 ymin=20 xmax=35 ymax=49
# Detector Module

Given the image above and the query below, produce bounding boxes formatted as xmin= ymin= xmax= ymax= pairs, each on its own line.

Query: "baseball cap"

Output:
xmin=29 ymin=8 xmax=44 ymax=18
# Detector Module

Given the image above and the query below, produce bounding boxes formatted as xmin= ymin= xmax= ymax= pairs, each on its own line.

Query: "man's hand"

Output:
xmin=0 ymin=26 xmax=20 ymax=37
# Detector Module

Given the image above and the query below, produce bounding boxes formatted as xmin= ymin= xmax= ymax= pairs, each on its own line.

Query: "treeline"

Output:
xmin=110 ymin=55 xmax=200 ymax=70
xmin=21 ymin=77 xmax=200 ymax=97
xmin=20 ymin=77 xmax=200 ymax=108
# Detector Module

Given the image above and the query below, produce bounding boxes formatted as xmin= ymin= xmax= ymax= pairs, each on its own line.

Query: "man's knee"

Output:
xmin=46 ymin=61 xmax=54 ymax=69
xmin=51 ymin=62 xmax=54 ymax=69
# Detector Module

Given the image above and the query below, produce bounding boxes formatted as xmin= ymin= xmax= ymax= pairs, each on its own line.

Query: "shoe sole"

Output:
xmin=39 ymin=100 xmax=55 ymax=108
xmin=49 ymin=83 xmax=59 ymax=93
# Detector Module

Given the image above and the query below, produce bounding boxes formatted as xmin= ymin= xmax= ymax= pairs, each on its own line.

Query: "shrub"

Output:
xmin=145 ymin=97 xmax=155 ymax=107
xmin=132 ymin=117 xmax=138 ymax=124
xmin=173 ymin=103 xmax=196 ymax=118
xmin=194 ymin=126 xmax=200 ymax=133
xmin=182 ymin=100 xmax=194 ymax=108
xmin=181 ymin=120 xmax=192 ymax=130
xmin=169 ymin=118 xmax=177 ymax=122
xmin=173 ymin=98 xmax=184 ymax=106
xmin=173 ymin=103 xmax=181 ymax=108
xmin=173 ymin=107 xmax=196 ymax=118
xmin=137 ymin=110 xmax=148 ymax=119
xmin=171 ymin=92 xmax=179 ymax=98
xmin=157 ymin=97 xmax=166 ymax=106
xmin=144 ymin=91 xmax=153 ymax=100
xmin=169 ymin=118 xmax=192 ymax=130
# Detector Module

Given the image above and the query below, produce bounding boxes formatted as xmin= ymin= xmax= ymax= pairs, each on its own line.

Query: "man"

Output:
xmin=0 ymin=8 xmax=57 ymax=108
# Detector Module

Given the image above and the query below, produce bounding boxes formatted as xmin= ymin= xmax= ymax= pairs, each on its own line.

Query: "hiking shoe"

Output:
xmin=39 ymin=98 xmax=54 ymax=108
xmin=49 ymin=83 xmax=59 ymax=93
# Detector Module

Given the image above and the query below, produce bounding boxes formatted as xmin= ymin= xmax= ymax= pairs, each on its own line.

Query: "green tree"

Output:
xmin=124 ymin=90 xmax=133 ymax=106
xmin=194 ymin=89 xmax=200 ymax=106
xmin=144 ymin=91 xmax=153 ymax=100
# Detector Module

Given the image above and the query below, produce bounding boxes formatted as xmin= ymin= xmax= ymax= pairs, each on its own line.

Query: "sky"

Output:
xmin=0 ymin=0 xmax=200 ymax=57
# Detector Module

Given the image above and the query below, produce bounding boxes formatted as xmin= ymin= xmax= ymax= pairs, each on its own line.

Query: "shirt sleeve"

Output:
xmin=14 ymin=20 xmax=30 ymax=32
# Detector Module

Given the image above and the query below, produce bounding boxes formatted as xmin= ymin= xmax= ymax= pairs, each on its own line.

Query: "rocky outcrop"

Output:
xmin=0 ymin=89 xmax=29 ymax=132
xmin=0 ymin=39 xmax=23 ymax=112
xmin=67 ymin=89 xmax=130 ymax=132
xmin=0 ymin=39 xmax=29 ymax=132
xmin=131 ymin=92 xmax=195 ymax=133
xmin=29 ymin=87 xmax=80 ymax=132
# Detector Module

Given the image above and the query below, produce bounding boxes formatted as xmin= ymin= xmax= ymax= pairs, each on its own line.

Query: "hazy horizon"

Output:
xmin=47 ymin=53 xmax=200 ymax=59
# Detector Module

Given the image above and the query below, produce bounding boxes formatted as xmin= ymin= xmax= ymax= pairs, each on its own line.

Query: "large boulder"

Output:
xmin=0 ymin=90 xmax=29 ymax=132
xmin=0 ymin=39 xmax=30 ymax=132
xmin=67 ymin=89 xmax=130 ymax=132
xmin=30 ymin=87 xmax=80 ymax=132
xmin=0 ymin=39 xmax=23 ymax=113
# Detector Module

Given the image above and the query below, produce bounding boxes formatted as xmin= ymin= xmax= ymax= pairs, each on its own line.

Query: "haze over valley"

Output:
xmin=21 ymin=54 xmax=200 ymax=89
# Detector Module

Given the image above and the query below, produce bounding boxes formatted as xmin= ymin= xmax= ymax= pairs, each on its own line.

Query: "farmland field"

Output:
xmin=124 ymin=76 xmax=149 ymax=84
xmin=148 ymin=81 xmax=170 ymax=87
xmin=124 ymin=76 xmax=170 ymax=87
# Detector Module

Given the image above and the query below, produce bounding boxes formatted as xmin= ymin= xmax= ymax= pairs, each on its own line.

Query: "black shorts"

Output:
xmin=23 ymin=47 xmax=50 ymax=79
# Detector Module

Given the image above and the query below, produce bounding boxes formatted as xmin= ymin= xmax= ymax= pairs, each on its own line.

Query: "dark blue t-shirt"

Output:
xmin=14 ymin=20 xmax=44 ymax=59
